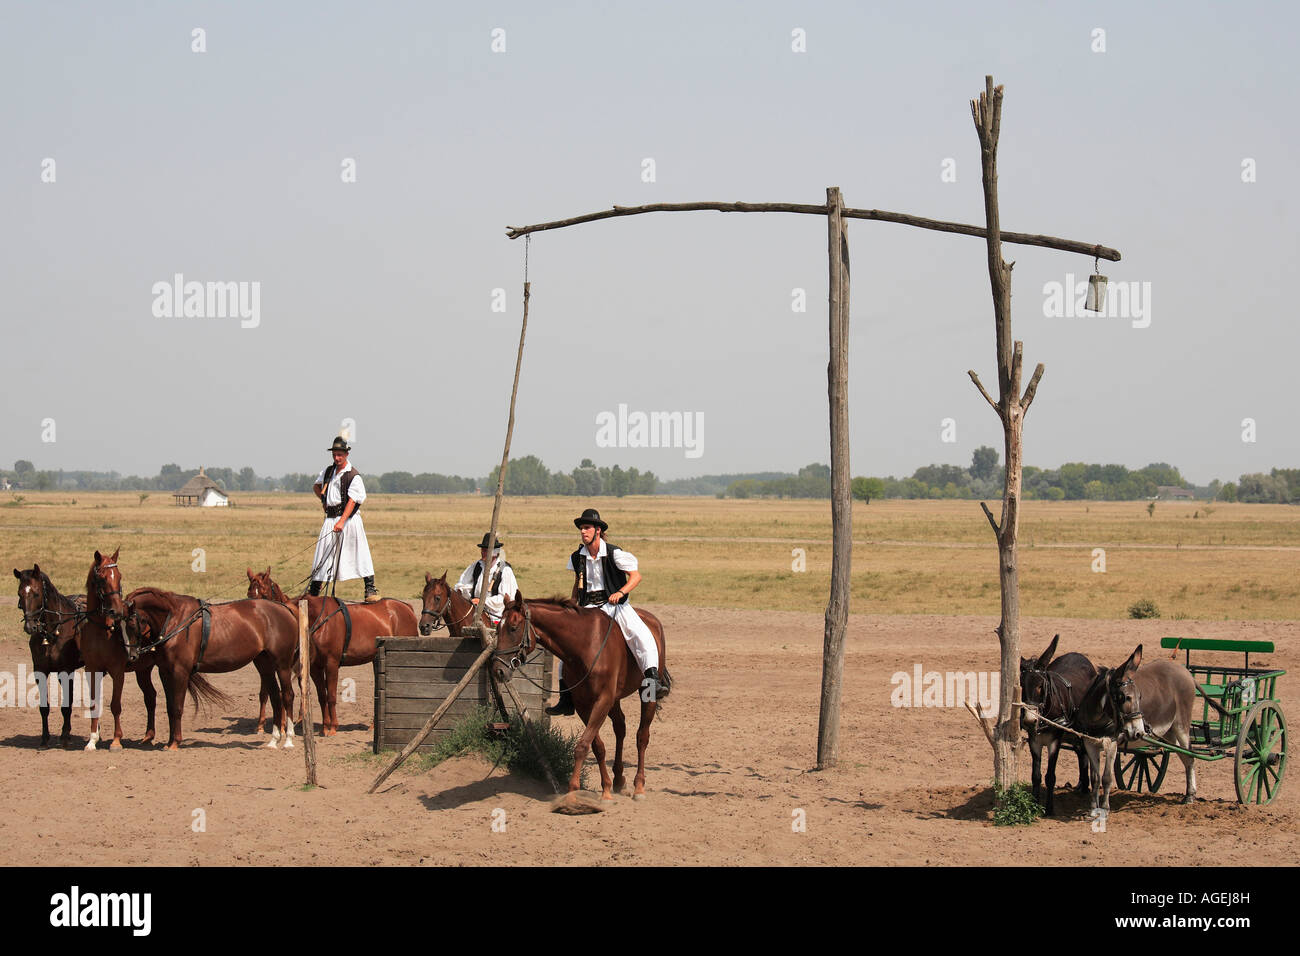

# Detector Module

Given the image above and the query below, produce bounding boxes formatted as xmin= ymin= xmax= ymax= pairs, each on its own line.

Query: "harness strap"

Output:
xmin=193 ymin=601 xmax=212 ymax=674
xmin=337 ymin=597 xmax=353 ymax=665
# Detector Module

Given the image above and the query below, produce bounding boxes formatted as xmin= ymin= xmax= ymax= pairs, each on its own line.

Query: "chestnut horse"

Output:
xmin=14 ymin=565 xmax=86 ymax=748
xmin=79 ymin=550 xmax=158 ymax=750
xmin=418 ymin=571 xmax=477 ymax=636
xmin=122 ymin=587 xmax=297 ymax=750
xmin=245 ymin=568 xmax=418 ymax=735
xmin=496 ymin=592 xmax=672 ymax=804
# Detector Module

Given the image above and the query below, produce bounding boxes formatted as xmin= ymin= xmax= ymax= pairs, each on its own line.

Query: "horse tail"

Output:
xmin=656 ymin=665 xmax=673 ymax=701
xmin=187 ymin=671 xmax=235 ymax=714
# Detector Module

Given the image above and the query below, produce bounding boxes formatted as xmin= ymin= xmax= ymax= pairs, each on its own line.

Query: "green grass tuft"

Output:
xmin=992 ymin=782 xmax=1043 ymax=826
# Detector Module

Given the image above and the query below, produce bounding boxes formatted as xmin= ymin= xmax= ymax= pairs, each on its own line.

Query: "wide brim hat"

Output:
xmin=573 ymin=508 xmax=608 ymax=532
xmin=476 ymin=533 xmax=504 ymax=551
xmin=327 ymin=436 xmax=352 ymax=453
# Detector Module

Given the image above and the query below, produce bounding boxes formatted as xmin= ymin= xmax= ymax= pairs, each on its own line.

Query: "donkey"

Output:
xmin=1020 ymin=634 xmax=1097 ymax=815
xmin=1077 ymin=644 xmax=1197 ymax=821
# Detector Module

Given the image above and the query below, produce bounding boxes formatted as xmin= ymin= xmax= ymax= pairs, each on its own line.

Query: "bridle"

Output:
xmin=419 ymin=584 xmax=473 ymax=633
xmin=1022 ymin=665 xmax=1077 ymax=728
xmin=89 ymin=561 xmax=124 ymax=624
xmin=18 ymin=576 xmax=84 ymax=645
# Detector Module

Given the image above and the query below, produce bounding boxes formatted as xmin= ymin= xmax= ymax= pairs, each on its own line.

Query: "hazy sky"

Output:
xmin=4 ymin=1 xmax=1297 ymax=484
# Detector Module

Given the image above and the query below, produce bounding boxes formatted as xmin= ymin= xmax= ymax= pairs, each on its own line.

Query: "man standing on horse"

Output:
xmin=310 ymin=436 xmax=381 ymax=602
xmin=546 ymin=508 xmax=662 ymax=716
xmin=455 ymin=533 xmax=519 ymax=628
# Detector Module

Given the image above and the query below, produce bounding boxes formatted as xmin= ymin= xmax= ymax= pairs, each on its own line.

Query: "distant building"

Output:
xmin=173 ymin=467 xmax=230 ymax=507
xmin=1156 ymin=485 xmax=1195 ymax=501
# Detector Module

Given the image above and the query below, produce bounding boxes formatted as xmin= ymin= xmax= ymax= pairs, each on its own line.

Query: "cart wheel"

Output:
xmin=1114 ymin=747 xmax=1169 ymax=793
xmin=1234 ymin=701 xmax=1287 ymax=804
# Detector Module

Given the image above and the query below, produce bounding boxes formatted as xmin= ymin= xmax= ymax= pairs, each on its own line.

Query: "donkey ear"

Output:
xmin=1036 ymin=634 xmax=1059 ymax=669
xmin=1120 ymin=644 xmax=1143 ymax=673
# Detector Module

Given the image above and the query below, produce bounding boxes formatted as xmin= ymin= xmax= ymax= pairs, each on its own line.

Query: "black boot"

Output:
xmin=308 ymin=580 xmax=323 ymax=596
xmin=363 ymin=576 xmax=381 ymax=603
xmin=545 ymin=677 xmax=575 ymax=716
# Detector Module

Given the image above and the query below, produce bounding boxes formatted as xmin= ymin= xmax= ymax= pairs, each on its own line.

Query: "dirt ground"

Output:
xmin=0 ymin=607 xmax=1294 ymax=866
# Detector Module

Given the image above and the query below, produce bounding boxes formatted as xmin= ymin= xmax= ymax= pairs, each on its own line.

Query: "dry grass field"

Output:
xmin=2 ymin=492 xmax=1298 ymax=627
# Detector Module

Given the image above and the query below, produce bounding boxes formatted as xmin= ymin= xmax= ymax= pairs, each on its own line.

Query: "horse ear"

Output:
xmin=33 ymin=563 xmax=41 ymax=575
xmin=94 ymin=550 xmax=103 ymax=563
xmin=265 ymin=566 xmax=271 ymax=576
xmin=1035 ymin=634 xmax=1059 ymax=669
xmin=110 ymin=547 xmax=120 ymax=561
xmin=12 ymin=568 xmax=21 ymax=580
xmin=247 ymin=568 xmax=255 ymax=579
xmin=425 ymin=571 xmax=432 ymax=583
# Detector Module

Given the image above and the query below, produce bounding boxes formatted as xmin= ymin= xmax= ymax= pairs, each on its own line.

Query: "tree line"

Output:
xmin=6 ymin=455 xmax=1299 ymax=503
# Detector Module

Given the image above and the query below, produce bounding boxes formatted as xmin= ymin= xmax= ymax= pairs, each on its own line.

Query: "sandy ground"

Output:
xmin=0 ymin=607 xmax=1294 ymax=866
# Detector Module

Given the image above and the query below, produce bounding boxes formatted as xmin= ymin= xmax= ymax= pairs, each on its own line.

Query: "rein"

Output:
xmin=126 ymin=600 xmax=211 ymax=663
xmin=420 ymin=589 xmax=474 ymax=632
xmin=496 ymin=603 xmax=619 ymax=695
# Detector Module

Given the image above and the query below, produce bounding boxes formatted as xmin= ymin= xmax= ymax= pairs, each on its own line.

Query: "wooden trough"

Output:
xmin=372 ymin=635 xmax=553 ymax=753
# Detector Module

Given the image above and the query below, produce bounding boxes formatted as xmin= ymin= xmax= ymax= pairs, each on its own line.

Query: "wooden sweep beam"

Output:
xmin=507 ymin=201 xmax=1120 ymax=262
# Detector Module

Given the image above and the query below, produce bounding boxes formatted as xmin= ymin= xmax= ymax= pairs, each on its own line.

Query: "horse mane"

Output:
xmin=523 ymin=596 xmax=587 ymax=612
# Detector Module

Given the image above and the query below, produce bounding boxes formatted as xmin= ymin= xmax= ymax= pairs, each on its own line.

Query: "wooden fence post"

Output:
xmin=299 ymin=599 xmax=317 ymax=786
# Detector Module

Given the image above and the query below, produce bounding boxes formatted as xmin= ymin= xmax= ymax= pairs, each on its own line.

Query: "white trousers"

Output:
xmin=557 ymin=602 xmax=659 ymax=679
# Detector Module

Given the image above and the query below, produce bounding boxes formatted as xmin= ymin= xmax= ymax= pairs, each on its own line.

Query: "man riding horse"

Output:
xmin=310 ymin=435 xmax=381 ymax=602
xmin=454 ymin=533 xmax=519 ymax=628
xmin=547 ymin=508 xmax=664 ymax=716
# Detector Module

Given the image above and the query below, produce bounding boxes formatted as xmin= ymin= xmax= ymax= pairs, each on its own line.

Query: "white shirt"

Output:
xmin=455 ymin=556 xmax=519 ymax=622
xmin=315 ymin=462 xmax=367 ymax=506
xmin=566 ymin=539 xmax=638 ymax=601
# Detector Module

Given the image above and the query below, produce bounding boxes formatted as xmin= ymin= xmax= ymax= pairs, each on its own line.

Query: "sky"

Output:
xmin=3 ymin=0 xmax=1297 ymax=484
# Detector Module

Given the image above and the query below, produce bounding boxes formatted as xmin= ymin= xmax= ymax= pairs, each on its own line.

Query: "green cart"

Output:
xmin=1113 ymin=637 xmax=1287 ymax=804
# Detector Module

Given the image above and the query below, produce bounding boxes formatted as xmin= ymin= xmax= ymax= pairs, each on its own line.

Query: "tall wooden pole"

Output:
xmin=817 ymin=187 xmax=851 ymax=770
xmin=298 ymin=599 xmax=317 ymax=786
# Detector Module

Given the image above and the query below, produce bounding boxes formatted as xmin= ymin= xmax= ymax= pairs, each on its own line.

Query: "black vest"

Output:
xmin=320 ymin=464 xmax=361 ymax=516
xmin=470 ymin=560 xmax=510 ymax=597
xmin=571 ymin=544 xmax=627 ymax=605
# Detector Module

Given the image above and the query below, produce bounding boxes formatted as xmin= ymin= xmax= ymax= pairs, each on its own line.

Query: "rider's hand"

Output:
xmin=471 ymin=598 xmax=479 ymax=606
xmin=333 ymin=520 xmax=345 ymax=533
xmin=609 ymin=590 xmax=623 ymax=605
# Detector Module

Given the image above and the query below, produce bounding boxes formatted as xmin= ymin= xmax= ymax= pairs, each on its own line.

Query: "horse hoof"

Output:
xmin=284 ymin=737 xmax=294 ymax=749
xmin=633 ymin=792 xmax=647 ymax=802
xmin=84 ymin=740 xmax=98 ymax=752
xmin=551 ymin=792 xmax=604 ymax=815
xmin=265 ymin=739 xmax=279 ymax=749
xmin=108 ymin=740 xmax=123 ymax=752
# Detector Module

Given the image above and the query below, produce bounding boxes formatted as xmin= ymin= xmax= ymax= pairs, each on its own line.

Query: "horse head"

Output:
xmin=86 ymin=548 xmax=127 ymax=626
xmin=492 ymin=591 xmax=534 ymax=682
xmin=247 ymin=566 xmax=277 ymax=602
xmin=419 ymin=570 xmax=451 ymax=635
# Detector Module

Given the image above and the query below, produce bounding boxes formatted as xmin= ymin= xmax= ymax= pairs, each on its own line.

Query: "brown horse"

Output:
xmin=418 ymin=571 xmax=477 ymax=636
xmin=79 ymin=550 xmax=158 ymax=750
xmin=246 ymin=568 xmax=418 ymax=735
xmin=14 ymin=566 xmax=86 ymax=748
xmin=122 ymin=587 xmax=297 ymax=750
xmin=496 ymin=592 xmax=672 ymax=805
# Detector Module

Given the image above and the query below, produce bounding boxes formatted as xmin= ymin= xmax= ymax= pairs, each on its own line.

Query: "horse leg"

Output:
xmin=159 ymin=669 xmax=182 ymax=750
xmin=59 ymin=699 xmax=74 ymax=748
xmin=84 ymin=669 xmax=102 ymax=751
xmin=632 ymin=696 xmax=658 ymax=800
xmin=279 ymin=659 xmax=296 ymax=749
xmin=255 ymin=684 xmax=269 ymax=734
xmin=108 ymin=666 xmax=126 ymax=751
xmin=311 ymin=658 xmax=328 ymax=734
xmin=325 ymin=660 xmax=340 ymax=736
xmin=590 ymin=732 xmax=613 ymax=800
xmin=568 ymin=697 xmax=614 ymax=793
xmin=165 ymin=664 xmax=192 ymax=750
xmin=35 ymin=671 xmax=51 ymax=748
xmin=610 ymin=700 xmax=628 ymax=794
xmin=136 ymin=668 xmax=157 ymax=744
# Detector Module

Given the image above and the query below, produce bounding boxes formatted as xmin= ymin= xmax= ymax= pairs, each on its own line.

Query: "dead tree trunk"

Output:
xmin=967 ymin=76 xmax=1045 ymax=791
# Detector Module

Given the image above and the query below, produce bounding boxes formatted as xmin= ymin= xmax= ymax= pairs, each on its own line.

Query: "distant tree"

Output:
xmin=1219 ymin=482 xmax=1238 ymax=503
xmin=238 ymin=466 xmax=256 ymax=491
xmin=35 ymin=471 xmax=53 ymax=491
xmin=970 ymin=446 xmax=999 ymax=482
xmin=13 ymin=460 xmax=33 ymax=476
xmin=571 ymin=463 xmax=602 ymax=496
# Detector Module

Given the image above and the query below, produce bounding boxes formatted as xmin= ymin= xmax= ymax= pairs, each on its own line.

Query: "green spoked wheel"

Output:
xmin=1234 ymin=701 xmax=1287 ymax=804
xmin=1114 ymin=746 xmax=1169 ymax=793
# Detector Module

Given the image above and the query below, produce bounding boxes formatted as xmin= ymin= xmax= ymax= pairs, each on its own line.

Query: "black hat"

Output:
xmin=477 ymin=533 xmax=504 ymax=551
xmin=327 ymin=436 xmax=351 ymax=454
xmin=573 ymin=508 xmax=608 ymax=532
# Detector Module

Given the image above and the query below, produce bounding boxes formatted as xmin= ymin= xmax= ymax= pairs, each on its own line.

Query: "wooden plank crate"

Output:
xmin=373 ymin=636 xmax=553 ymax=753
